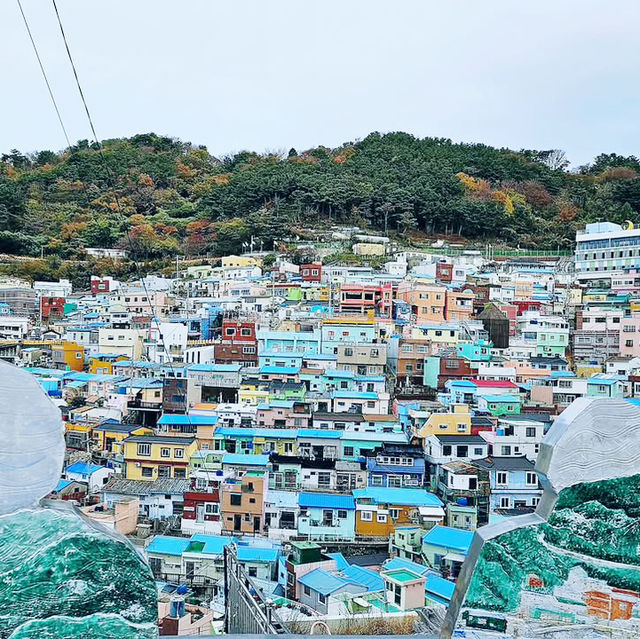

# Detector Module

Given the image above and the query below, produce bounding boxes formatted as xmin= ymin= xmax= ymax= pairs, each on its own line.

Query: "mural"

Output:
xmin=442 ymin=398 xmax=640 ymax=639
xmin=0 ymin=363 xmax=158 ymax=638
xmin=464 ymin=475 xmax=640 ymax=636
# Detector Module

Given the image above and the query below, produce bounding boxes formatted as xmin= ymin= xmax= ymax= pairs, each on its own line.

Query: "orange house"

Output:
xmin=584 ymin=588 xmax=639 ymax=621
xmin=353 ymin=488 xmax=444 ymax=537
xmin=220 ymin=471 xmax=266 ymax=535
xmin=52 ymin=341 xmax=85 ymax=372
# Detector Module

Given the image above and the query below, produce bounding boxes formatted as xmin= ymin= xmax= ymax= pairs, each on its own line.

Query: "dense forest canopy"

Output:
xmin=1 ymin=131 xmax=639 ymax=260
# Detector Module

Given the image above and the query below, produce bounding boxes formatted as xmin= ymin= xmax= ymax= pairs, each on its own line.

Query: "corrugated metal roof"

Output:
xmin=341 ymin=565 xmax=384 ymax=592
xmin=297 ymin=568 xmax=351 ymax=595
xmin=353 ymin=487 xmax=442 ymax=507
xmin=299 ymin=492 xmax=355 ymax=510
xmin=158 ymin=414 xmax=219 ymax=426
xmin=222 ymin=453 xmax=270 ymax=466
xmin=423 ymin=525 xmax=473 ymax=553
xmin=383 ymin=557 xmax=430 ymax=576
xmin=146 ymin=535 xmax=191 ymax=556
xmin=236 ymin=546 xmax=280 ymax=563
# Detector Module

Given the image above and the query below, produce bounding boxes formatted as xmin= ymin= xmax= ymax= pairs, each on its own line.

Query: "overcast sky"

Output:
xmin=2 ymin=1 xmax=639 ymax=166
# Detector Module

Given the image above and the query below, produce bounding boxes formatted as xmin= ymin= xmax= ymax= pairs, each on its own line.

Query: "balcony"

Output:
xmin=127 ymin=400 xmax=162 ymax=411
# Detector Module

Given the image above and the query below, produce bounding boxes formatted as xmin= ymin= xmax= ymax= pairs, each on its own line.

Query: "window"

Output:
xmin=526 ymin=427 xmax=536 ymax=438
xmin=377 ymin=512 xmax=387 ymax=523
xmin=141 ymin=466 xmax=153 ymax=477
xmin=361 ymin=511 xmax=373 ymax=521
xmin=390 ymin=508 xmax=400 ymax=519
xmin=526 ymin=472 xmax=538 ymax=486
xmin=230 ymin=494 xmax=242 ymax=506
xmin=457 ymin=423 xmax=467 ymax=432
xmin=626 ymin=340 xmax=634 ymax=347
xmin=337 ymin=510 xmax=347 ymax=519
xmin=474 ymin=447 xmax=483 ymax=456
xmin=496 ymin=472 xmax=508 ymax=486
xmin=318 ymin=593 xmax=327 ymax=604
xmin=442 ymin=445 xmax=452 ymax=456
xmin=501 ymin=445 xmax=511 ymax=456
xmin=205 ymin=503 xmax=219 ymax=515
xmin=303 ymin=585 xmax=311 ymax=596
xmin=500 ymin=497 xmax=510 ymax=508
xmin=160 ymin=447 xmax=170 ymax=458
xmin=248 ymin=567 xmax=257 ymax=577
xmin=137 ymin=443 xmax=151 ymax=456
xmin=344 ymin=446 xmax=354 ymax=457
xmin=174 ymin=448 xmax=184 ymax=459
xmin=371 ymin=475 xmax=383 ymax=486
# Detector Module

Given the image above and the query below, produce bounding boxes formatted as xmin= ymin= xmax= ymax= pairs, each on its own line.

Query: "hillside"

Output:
xmin=2 ymin=131 xmax=640 ymax=263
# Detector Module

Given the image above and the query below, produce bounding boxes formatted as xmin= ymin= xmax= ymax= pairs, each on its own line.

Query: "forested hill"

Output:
xmin=1 ymin=131 xmax=640 ymax=259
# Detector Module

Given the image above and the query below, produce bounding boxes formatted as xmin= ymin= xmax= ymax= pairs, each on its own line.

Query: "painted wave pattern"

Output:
xmin=465 ymin=474 xmax=640 ymax=612
xmin=0 ymin=508 xmax=157 ymax=638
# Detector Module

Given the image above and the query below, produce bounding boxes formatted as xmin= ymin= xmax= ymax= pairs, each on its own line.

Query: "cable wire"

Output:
xmin=16 ymin=0 xmax=72 ymax=149
xmin=49 ymin=0 xmax=201 ymax=451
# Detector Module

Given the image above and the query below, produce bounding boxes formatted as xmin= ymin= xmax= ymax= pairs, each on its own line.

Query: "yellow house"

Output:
xmin=221 ymin=255 xmax=261 ymax=268
xmin=123 ymin=435 xmax=198 ymax=480
xmin=301 ymin=285 xmax=330 ymax=302
xmin=413 ymin=404 xmax=472 ymax=440
xmin=52 ymin=341 xmax=85 ymax=372
xmin=239 ymin=383 xmax=270 ymax=406
xmin=253 ymin=433 xmax=297 ymax=455
xmin=89 ymin=352 xmax=129 ymax=374
xmin=93 ymin=422 xmax=153 ymax=455
xmin=410 ymin=325 xmax=459 ymax=348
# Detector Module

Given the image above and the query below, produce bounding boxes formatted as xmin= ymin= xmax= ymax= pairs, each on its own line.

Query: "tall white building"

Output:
xmin=575 ymin=221 xmax=640 ymax=289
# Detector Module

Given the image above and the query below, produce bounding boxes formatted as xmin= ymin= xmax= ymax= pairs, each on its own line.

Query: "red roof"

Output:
xmin=472 ymin=379 xmax=519 ymax=388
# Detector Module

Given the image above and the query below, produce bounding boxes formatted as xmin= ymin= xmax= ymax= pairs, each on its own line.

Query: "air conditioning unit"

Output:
xmin=405 ymin=480 xmax=419 ymax=486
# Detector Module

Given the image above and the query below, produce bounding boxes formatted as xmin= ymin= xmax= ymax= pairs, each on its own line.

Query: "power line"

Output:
xmin=48 ymin=0 xmax=199 ymax=438
xmin=16 ymin=0 xmax=72 ymax=148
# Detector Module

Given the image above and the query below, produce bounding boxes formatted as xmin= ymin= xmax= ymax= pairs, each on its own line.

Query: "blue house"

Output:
xmin=365 ymin=450 xmax=426 ymax=488
xmin=472 ymin=456 xmax=541 ymax=513
xmin=297 ymin=492 xmax=356 ymax=539
xmin=422 ymin=525 xmax=474 ymax=578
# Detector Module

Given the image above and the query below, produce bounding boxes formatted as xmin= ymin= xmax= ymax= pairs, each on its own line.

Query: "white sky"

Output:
xmin=2 ymin=0 xmax=640 ymax=166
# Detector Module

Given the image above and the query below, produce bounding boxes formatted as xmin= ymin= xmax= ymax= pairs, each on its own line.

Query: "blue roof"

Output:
xmin=383 ymin=557 xmax=430 ymax=576
xmin=188 ymin=364 xmax=241 ymax=372
xmin=66 ymin=462 xmax=104 ymax=475
xmin=332 ymin=390 xmax=378 ymax=399
xmin=341 ymin=565 xmax=384 ymax=592
xmin=299 ymin=492 xmax=355 ymax=510
xmin=158 ymin=414 xmax=219 ymax=426
xmin=222 ymin=453 xmax=270 ymax=467
xmin=123 ymin=378 xmax=163 ymax=389
xmin=147 ymin=535 xmax=191 ymax=556
xmin=353 ymin=488 xmax=442 ymax=507
xmin=550 ymin=370 xmax=575 ymax=378
xmin=236 ymin=546 xmax=280 ymax=563
xmin=297 ymin=569 xmax=351 ymax=595
xmin=424 ymin=573 xmax=456 ymax=603
xmin=479 ymin=394 xmax=520 ymax=403
xmin=215 ymin=427 xmax=297 ymax=439
xmin=327 ymin=552 xmax=350 ymax=571
xmin=587 ymin=377 xmax=619 ymax=385
xmin=325 ymin=369 xmax=355 ymax=378
xmin=297 ymin=429 xmax=343 ymax=439
xmin=423 ymin=525 xmax=474 ymax=553
xmin=189 ymin=534 xmax=232 ymax=555
xmin=260 ymin=366 xmax=300 ymax=375
xmin=55 ymin=479 xmax=73 ymax=492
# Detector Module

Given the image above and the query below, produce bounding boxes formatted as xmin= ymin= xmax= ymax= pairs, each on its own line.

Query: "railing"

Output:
xmin=224 ymin=544 xmax=289 ymax=634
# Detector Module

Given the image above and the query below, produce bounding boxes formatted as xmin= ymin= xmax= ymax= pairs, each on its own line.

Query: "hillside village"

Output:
xmin=3 ymin=219 xmax=639 ymax=635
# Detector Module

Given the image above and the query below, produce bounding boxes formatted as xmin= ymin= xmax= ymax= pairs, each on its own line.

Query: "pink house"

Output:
xmin=620 ymin=312 xmax=640 ymax=357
